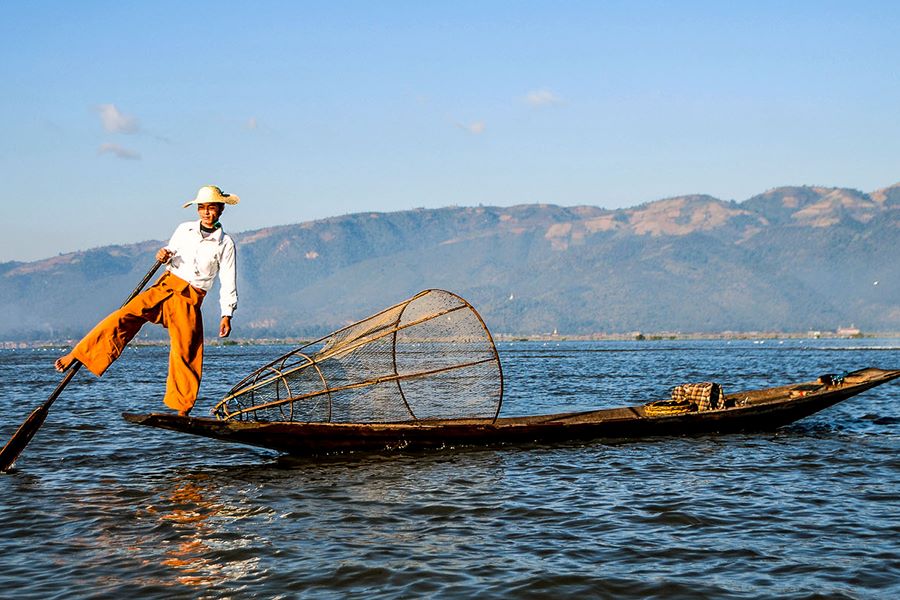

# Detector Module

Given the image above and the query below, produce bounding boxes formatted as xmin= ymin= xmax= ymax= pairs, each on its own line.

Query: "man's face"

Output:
xmin=197 ymin=203 xmax=224 ymax=228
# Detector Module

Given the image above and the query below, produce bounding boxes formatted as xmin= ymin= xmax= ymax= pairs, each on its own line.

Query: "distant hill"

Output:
xmin=1 ymin=184 xmax=898 ymax=341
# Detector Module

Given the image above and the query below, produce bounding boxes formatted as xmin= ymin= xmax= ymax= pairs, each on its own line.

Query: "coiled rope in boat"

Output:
xmin=643 ymin=399 xmax=698 ymax=417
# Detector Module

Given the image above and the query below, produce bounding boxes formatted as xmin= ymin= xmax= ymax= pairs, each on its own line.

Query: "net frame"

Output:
xmin=213 ymin=289 xmax=504 ymax=424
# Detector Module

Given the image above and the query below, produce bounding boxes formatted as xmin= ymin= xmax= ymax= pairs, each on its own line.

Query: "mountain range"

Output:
xmin=1 ymin=184 xmax=898 ymax=341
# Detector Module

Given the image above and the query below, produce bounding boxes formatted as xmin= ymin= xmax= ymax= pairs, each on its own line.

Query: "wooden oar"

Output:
xmin=0 ymin=260 xmax=163 ymax=472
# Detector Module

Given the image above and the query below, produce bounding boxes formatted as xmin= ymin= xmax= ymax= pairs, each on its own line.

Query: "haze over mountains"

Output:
xmin=1 ymin=184 xmax=898 ymax=341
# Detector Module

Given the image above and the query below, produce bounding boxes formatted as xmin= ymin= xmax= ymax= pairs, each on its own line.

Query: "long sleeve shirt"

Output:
xmin=164 ymin=221 xmax=238 ymax=317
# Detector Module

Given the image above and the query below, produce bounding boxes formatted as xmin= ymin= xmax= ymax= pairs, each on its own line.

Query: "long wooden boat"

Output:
xmin=124 ymin=367 xmax=900 ymax=455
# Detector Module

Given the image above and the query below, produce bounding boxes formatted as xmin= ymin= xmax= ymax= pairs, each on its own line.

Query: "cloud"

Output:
xmin=457 ymin=121 xmax=486 ymax=135
xmin=246 ymin=117 xmax=259 ymax=130
xmin=525 ymin=89 xmax=562 ymax=107
xmin=98 ymin=143 xmax=141 ymax=160
xmin=96 ymin=104 xmax=140 ymax=133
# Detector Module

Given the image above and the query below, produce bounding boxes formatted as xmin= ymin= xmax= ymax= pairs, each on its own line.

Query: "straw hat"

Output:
xmin=183 ymin=185 xmax=240 ymax=208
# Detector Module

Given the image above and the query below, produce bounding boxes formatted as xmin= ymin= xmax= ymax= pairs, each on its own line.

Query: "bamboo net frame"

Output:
xmin=213 ymin=289 xmax=504 ymax=423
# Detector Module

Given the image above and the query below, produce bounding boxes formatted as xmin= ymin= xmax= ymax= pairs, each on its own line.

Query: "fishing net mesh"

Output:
xmin=213 ymin=289 xmax=503 ymax=423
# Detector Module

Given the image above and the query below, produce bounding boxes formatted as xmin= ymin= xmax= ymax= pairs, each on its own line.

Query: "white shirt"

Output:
xmin=164 ymin=221 xmax=238 ymax=317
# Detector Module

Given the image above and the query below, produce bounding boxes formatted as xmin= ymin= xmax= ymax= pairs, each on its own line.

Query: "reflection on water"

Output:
xmin=148 ymin=474 xmax=224 ymax=588
xmin=136 ymin=471 xmax=274 ymax=593
xmin=1 ymin=340 xmax=899 ymax=598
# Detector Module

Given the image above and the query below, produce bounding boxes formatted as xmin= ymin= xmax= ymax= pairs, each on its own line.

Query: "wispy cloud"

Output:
xmin=457 ymin=121 xmax=486 ymax=135
xmin=524 ymin=89 xmax=563 ymax=108
xmin=96 ymin=104 xmax=140 ymax=133
xmin=98 ymin=142 xmax=141 ymax=160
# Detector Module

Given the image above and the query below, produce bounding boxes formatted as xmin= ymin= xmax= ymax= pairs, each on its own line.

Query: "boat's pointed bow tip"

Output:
xmin=122 ymin=412 xmax=145 ymax=423
xmin=122 ymin=412 xmax=175 ymax=424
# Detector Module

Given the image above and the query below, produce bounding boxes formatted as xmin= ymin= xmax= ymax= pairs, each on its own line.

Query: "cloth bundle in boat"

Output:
xmin=213 ymin=289 xmax=503 ymax=423
xmin=671 ymin=382 xmax=725 ymax=411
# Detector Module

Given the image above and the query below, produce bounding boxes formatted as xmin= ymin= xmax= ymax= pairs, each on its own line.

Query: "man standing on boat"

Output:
xmin=54 ymin=185 xmax=239 ymax=417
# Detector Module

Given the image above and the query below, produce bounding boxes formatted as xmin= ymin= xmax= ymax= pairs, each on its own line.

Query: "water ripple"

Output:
xmin=1 ymin=341 xmax=899 ymax=598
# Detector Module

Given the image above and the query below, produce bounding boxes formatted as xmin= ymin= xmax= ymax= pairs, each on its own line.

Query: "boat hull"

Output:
xmin=123 ymin=367 xmax=900 ymax=455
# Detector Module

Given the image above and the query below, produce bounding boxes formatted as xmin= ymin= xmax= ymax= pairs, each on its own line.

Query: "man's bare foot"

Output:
xmin=54 ymin=352 xmax=76 ymax=373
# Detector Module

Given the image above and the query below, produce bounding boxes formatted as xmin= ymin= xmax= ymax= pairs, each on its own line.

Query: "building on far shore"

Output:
xmin=836 ymin=325 xmax=861 ymax=337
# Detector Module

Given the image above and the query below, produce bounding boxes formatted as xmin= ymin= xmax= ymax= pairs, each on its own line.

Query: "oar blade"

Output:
xmin=0 ymin=403 xmax=51 ymax=472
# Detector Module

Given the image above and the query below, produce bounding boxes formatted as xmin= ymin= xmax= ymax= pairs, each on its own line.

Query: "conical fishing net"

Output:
xmin=213 ymin=289 xmax=504 ymax=423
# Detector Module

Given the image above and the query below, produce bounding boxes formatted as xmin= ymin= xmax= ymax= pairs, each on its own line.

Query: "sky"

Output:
xmin=1 ymin=1 xmax=899 ymax=262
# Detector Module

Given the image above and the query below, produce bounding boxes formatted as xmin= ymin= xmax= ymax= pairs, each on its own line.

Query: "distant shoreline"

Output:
xmin=493 ymin=331 xmax=898 ymax=342
xmin=4 ymin=331 xmax=899 ymax=349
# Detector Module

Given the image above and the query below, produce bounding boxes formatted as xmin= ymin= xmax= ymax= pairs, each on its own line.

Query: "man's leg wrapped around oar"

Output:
xmin=67 ymin=271 xmax=206 ymax=414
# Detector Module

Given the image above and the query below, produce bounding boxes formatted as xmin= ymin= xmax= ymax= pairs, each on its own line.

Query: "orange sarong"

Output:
xmin=71 ymin=271 xmax=206 ymax=412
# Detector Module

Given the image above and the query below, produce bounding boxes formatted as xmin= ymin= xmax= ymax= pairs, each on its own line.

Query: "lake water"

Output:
xmin=1 ymin=339 xmax=899 ymax=599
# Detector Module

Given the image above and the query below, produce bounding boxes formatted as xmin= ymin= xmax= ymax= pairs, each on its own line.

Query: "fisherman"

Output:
xmin=54 ymin=185 xmax=239 ymax=416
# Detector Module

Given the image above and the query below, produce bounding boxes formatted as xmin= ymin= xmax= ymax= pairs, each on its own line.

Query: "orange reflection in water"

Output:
xmin=153 ymin=474 xmax=221 ymax=587
xmin=141 ymin=473 xmax=260 ymax=589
